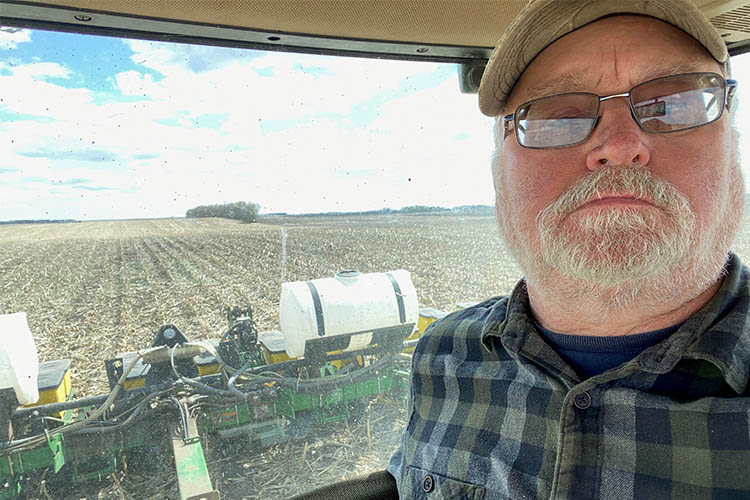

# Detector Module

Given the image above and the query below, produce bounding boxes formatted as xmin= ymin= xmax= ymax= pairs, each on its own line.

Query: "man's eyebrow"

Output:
xmin=638 ymin=61 xmax=716 ymax=80
xmin=525 ymin=71 xmax=594 ymax=101
xmin=523 ymin=62 xmax=716 ymax=101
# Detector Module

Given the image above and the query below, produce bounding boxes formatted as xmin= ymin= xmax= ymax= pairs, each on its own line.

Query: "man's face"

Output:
xmin=494 ymin=16 xmax=744 ymax=294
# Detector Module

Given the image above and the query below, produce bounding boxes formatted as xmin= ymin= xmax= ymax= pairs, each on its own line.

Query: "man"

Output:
xmin=386 ymin=0 xmax=750 ymax=499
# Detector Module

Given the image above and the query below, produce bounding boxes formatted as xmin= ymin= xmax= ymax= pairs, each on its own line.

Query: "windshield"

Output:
xmin=1 ymin=26 xmax=749 ymax=500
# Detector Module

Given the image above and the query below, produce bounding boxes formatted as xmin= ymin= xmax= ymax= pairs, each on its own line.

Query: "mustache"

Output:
xmin=538 ymin=165 xmax=683 ymax=219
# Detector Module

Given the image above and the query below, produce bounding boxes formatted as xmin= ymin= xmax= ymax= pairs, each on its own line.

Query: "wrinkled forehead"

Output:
xmin=506 ymin=15 xmax=724 ymax=110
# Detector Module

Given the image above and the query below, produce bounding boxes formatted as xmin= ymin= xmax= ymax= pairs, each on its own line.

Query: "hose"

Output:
xmin=2 ymin=343 xmax=398 ymax=453
xmin=1 ymin=345 xmax=160 ymax=454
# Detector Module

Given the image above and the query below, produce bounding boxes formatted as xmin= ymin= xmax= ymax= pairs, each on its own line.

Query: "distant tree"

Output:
xmin=186 ymin=201 xmax=259 ymax=222
xmin=0 ymin=219 xmax=78 ymax=225
xmin=399 ymin=205 xmax=449 ymax=214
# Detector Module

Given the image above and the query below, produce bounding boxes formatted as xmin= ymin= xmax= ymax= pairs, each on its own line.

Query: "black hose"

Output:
xmin=270 ymin=354 xmax=396 ymax=394
xmin=69 ymin=389 xmax=170 ymax=435
xmin=227 ymin=356 xmax=256 ymax=398
xmin=170 ymin=395 xmax=189 ymax=440
xmin=180 ymin=377 xmax=253 ymax=400
xmin=13 ymin=393 xmax=110 ymax=419
xmin=12 ymin=381 xmax=174 ymax=420
xmin=70 ymin=402 xmax=150 ymax=435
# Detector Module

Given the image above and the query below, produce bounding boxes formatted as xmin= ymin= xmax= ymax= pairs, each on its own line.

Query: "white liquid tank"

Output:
xmin=0 ymin=312 xmax=40 ymax=405
xmin=279 ymin=270 xmax=418 ymax=358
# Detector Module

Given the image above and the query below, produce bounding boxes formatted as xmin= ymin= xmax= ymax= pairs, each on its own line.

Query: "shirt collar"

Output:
xmin=481 ymin=278 xmax=527 ymax=353
xmin=661 ymin=253 xmax=750 ymax=394
xmin=481 ymin=253 xmax=750 ymax=394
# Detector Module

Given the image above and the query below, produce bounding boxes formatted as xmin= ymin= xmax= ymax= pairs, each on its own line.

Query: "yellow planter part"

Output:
xmin=414 ymin=308 xmax=449 ymax=337
xmin=26 ymin=359 xmax=72 ymax=418
xmin=403 ymin=308 xmax=448 ymax=352
xmin=259 ymin=330 xmax=294 ymax=364
xmin=124 ymin=377 xmax=146 ymax=390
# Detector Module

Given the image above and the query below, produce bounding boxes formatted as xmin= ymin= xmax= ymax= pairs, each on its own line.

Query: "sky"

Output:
xmin=2 ymin=27 xmax=750 ymax=221
xmin=0 ymin=27 xmax=495 ymax=220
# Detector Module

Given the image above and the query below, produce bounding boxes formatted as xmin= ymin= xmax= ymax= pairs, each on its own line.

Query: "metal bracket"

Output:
xmin=170 ymin=415 xmax=220 ymax=500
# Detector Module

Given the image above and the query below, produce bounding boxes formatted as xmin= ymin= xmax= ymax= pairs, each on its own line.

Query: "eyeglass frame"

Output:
xmin=502 ymin=72 xmax=738 ymax=150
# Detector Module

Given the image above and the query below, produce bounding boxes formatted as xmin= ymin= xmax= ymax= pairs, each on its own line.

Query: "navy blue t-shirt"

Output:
xmin=534 ymin=320 xmax=681 ymax=379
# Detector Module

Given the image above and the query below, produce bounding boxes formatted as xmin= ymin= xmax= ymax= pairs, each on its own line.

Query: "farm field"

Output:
xmin=3 ymin=213 xmax=750 ymax=499
xmin=0 ymin=215 xmax=522 ymax=395
xmin=0 ymin=214 xmax=521 ymax=499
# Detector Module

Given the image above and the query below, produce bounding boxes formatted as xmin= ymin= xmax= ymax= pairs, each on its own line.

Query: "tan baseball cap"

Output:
xmin=478 ymin=0 xmax=729 ymax=117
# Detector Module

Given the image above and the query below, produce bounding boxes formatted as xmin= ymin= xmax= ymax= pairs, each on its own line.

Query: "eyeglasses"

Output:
xmin=503 ymin=72 xmax=738 ymax=149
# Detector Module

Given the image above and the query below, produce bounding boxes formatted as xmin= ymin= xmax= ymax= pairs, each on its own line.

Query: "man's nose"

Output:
xmin=584 ymin=102 xmax=652 ymax=170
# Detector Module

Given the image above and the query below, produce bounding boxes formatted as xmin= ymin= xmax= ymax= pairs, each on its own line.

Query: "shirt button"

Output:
xmin=574 ymin=392 xmax=591 ymax=410
xmin=422 ymin=474 xmax=435 ymax=493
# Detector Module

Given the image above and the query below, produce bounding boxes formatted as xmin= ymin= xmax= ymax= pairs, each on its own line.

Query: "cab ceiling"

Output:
xmin=2 ymin=0 xmax=750 ymax=61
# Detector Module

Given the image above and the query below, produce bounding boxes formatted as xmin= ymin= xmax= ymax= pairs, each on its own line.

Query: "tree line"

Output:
xmin=185 ymin=201 xmax=259 ymax=222
xmin=0 ymin=219 xmax=78 ymax=225
xmin=282 ymin=204 xmax=494 ymax=217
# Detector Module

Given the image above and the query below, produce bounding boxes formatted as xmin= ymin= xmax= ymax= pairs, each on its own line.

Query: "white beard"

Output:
xmin=537 ymin=165 xmax=694 ymax=286
xmin=496 ymin=163 xmax=743 ymax=317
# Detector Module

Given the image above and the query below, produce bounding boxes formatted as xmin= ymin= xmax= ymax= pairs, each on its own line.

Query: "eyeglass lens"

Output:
xmin=515 ymin=73 xmax=726 ymax=149
xmin=631 ymin=73 xmax=723 ymax=132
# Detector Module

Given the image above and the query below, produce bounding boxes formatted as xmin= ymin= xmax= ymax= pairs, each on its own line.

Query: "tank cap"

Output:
xmin=335 ymin=269 xmax=360 ymax=282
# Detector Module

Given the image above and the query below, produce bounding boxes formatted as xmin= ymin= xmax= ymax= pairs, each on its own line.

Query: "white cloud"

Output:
xmin=114 ymin=70 xmax=158 ymax=96
xmin=120 ymin=39 xmax=453 ymax=124
xmin=5 ymin=61 xmax=71 ymax=79
xmin=3 ymin=35 xmax=493 ymax=220
xmin=0 ymin=28 xmax=31 ymax=50
xmin=1 ymin=61 xmax=88 ymax=119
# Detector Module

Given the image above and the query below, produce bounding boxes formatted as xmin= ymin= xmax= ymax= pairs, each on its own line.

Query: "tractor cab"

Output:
xmin=2 ymin=1 xmax=750 ymax=499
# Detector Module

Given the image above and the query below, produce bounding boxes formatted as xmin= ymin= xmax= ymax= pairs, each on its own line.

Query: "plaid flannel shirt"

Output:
xmin=388 ymin=254 xmax=750 ymax=500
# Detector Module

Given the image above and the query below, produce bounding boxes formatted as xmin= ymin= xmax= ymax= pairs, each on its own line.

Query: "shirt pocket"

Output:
xmin=406 ymin=466 xmax=486 ymax=500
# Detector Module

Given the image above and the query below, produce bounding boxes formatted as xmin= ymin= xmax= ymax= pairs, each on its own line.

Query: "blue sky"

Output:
xmin=0 ymin=27 xmax=494 ymax=220
xmin=2 ymin=27 xmax=750 ymax=221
